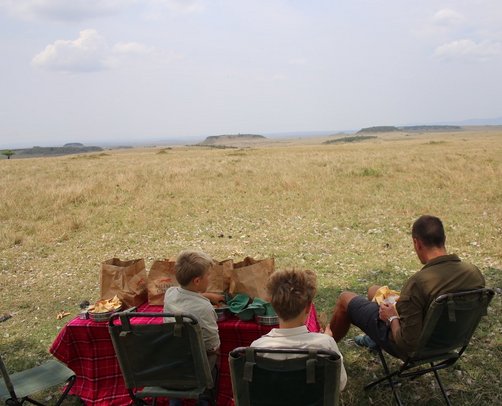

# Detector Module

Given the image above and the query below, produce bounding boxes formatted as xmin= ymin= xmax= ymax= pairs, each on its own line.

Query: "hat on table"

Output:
xmin=228 ymin=293 xmax=250 ymax=314
xmin=263 ymin=302 xmax=277 ymax=316
xmin=246 ymin=297 xmax=268 ymax=316
xmin=237 ymin=307 xmax=255 ymax=321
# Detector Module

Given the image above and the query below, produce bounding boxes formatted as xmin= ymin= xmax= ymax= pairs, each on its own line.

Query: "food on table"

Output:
xmin=88 ymin=295 xmax=122 ymax=313
xmin=213 ymin=302 xmax=227 ymax=308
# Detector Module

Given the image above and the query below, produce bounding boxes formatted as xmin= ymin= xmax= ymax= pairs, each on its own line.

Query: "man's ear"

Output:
xmin=413 ymin=237 xmax=421 ymax=251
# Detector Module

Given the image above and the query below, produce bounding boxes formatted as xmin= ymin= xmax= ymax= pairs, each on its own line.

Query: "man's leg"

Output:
xmin=350 ymin=285 xmax=381 ymax=349
xmin=367 ymin=285 xmax=381 ymax=301
xmin=330 ymin=291 xmax=357 ymax=342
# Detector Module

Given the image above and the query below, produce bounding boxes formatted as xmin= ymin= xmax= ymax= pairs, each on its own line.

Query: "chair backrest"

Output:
xmin=411 ymin=288 xmax=494 ymax=360
xmin=108 ymin=312 xmax=213 ymax=393
xmin=229 ymin=347 xmax=341 ymax=406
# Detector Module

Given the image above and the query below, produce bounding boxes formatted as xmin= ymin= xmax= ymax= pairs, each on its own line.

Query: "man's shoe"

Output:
xmin=354 ymin=334 xmax=378 ymax=350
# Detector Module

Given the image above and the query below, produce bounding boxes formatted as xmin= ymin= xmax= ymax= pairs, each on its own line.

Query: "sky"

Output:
xmin=1 ymin=0 xmax=502 ymax=148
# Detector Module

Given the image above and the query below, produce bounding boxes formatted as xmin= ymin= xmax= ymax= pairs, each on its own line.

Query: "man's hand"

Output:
xmin=379 ymin=302 xmax=398 ymax=322
xmin=379 ymin=302 xmax=401 ymax=341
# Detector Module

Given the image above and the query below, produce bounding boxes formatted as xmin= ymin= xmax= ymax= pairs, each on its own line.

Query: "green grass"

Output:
xmin=0 ymin=129 xmax=501 ymax=405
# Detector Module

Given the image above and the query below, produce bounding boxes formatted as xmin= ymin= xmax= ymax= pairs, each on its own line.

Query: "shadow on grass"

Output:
xmin=315 ymin=266 xmax=409 ymax=317
xmin=315 ymin=268 xmax=502 ymax=406
xmin=1 ymin=335 xmax=84 ymax=405
xmin=1 ymin=335 xmax=49 ymax=371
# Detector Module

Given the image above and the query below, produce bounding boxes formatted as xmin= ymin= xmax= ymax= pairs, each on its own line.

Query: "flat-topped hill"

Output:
xmin=198 ymin=134 xmax=268 ymax=147
xmin=357 ymin=125 xmax=463 ymax=134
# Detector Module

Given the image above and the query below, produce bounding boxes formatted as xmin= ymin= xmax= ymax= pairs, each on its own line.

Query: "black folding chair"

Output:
xmin=365 ymin=288 xmax=495 ymax=405
xmin=0 ymin=353 xmax=75 ymax=406
xmin=108 ymin=312 xmax=214 ymax=406
xmin=229 ymin=347 xmax=342 ymax=406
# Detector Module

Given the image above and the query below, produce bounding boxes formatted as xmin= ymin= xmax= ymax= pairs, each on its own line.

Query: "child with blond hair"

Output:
xmin=164 ymin=250 xmax=220 ymax=406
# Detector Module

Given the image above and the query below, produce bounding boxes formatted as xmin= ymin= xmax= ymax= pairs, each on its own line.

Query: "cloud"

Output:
xmin=288 ymin=58 xmax=306 ymax=66
xmin=113 ymin=42 xmax=154 ymax=55
xmin=32 ymin=30 xmax=178 ymax=73
xmin=140 ymin=0 xmax=204 ymax=19
xmin=156 ymin=0 xmax=204 ymax=13
xmin=0 ymin=0 xmax=130 ymax=21
xmin=272 ymin=74 xmax=287 ymax=81
xmin=32 ymin=29 xmax=111 ymax=72
xmin=431 ymin=8 xmax=465 ymax=27
xmin=0 ymin=0 xmax=205 ymax=23
xmin=434 ymin=39 xmax=502 ymax=61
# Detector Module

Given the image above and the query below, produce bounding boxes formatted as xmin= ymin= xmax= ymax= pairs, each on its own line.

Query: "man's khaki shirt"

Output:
xmin=394 ymin=254 xmax=485 ymax=356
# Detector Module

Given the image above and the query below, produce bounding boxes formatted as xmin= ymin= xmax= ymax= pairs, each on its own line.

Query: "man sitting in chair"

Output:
xmin=251 ymin=269 xmax=347 ymax=390
xmin=329 ymin=215 xmax=485 ymax=359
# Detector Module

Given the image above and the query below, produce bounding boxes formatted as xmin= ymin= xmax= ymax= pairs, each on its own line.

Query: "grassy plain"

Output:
xmin=1 ymin=128 xmax=501 ymax=405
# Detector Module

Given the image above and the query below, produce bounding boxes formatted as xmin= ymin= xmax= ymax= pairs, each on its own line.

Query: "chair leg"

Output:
xmin=21 ymin=376 xmax=76 ymax=406
xmin=364 ymin=349 xmax=403 ymax=406
xmin=55 ymin=375 xmax=76 ymax=406
xmin=22 ymin=397 xmax=45 ymax=406
xmin=431 ymin=364 xmax=452 ymax=406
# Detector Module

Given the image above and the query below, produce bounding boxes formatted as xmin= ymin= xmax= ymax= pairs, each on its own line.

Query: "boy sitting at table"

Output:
xmin=251 ymin=269 xmax=347 ymax=391
xmin=164 ymin=250 xmax=220 ymax=406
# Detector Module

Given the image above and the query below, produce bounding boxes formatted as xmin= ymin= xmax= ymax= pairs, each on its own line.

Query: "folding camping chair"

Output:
xmin=365 ymin=288 xmax=495 ymax=405
xmin=229 ymin=347 xmax=342 ymax=406
xmin=0 ymin=353 xmax=75 ymax=406
xmin=108 ymin=312 xmax=215 ymax=406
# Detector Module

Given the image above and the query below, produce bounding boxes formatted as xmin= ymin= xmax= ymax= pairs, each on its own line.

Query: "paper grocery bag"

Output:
xmin=147 ymin=259 xmax=178 ymax=305
xmin=100 ymin=258 xmax=148 ymax=308
xmin=229 ymin=257 xmax=275 ymax=300
xmin=207 ymin=259 xmax=233 ymax=293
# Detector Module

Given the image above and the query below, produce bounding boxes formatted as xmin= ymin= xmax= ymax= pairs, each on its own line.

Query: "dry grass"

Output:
xmin=1 ymin=128 xmax=501 ymax=405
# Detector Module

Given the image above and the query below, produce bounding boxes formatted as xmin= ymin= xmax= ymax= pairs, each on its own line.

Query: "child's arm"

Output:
xmin=202 ymin=292 xmax=225 ymax=305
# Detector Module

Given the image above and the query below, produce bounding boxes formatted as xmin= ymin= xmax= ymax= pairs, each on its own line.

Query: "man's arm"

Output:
xmin=379 ymin=303 xmax=401 ymax=339
xmin=380 ymin=280 xmax=425 ymax=354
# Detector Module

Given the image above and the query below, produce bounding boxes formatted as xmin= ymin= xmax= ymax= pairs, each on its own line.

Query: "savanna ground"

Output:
xmin=1 ymin=129 xmax=501 ymax=405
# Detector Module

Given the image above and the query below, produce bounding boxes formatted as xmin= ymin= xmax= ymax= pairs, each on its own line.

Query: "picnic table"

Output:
xmin=50 ymin=302 xmax=320 ymax=405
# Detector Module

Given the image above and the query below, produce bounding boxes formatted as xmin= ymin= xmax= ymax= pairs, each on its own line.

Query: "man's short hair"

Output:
xmin=266 ymin=269 xmax=317 ymax=321
xmin=175 ymin=250 xmax=214 ymax=286
xmin=411 ymin=215 xmax=446 ymax=248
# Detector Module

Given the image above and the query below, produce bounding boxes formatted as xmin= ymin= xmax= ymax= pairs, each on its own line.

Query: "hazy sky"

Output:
xmin=1 ymin=0 xmax=501 ymax=148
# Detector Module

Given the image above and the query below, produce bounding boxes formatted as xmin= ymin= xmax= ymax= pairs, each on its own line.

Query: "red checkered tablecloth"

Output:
xmin=50 ymin=303 xmax=320 ymax=405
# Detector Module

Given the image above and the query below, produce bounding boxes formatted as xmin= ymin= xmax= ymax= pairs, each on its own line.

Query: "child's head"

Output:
xmin=175 ymin=250 xmax=214 ymax=291
xmin=266 ymin=269 xmax=317 ymax=321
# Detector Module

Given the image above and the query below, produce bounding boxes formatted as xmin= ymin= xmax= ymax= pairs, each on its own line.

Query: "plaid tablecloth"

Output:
xmin=49 ymin=303 xmax=320 ymax=406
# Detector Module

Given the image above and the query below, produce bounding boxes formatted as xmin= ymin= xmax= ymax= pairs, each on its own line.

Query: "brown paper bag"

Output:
xmin=100 ymin=258 xmax=148 ymax=308
xmin=229 ymin=257 xmax=275 ymax=300
xmin=207 ymin=259 xmax=233 ymax=293
xmin=147 ymin=259 xmax=178 ymax=305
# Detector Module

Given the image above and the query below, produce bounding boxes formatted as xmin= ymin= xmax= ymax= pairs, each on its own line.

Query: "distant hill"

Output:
xmin=358 ymin=125 xmax=463 ymax=134
xmin=357 ymin=126 xmax=400 ymax=134
xmin=12 ymin=145 xmax=103 ymax=158
xmin=398 ymin=125 xmax=462 ymax=132
xmin=198 ymin=134 xmax=267 ymax=146
xmin=323 ymin=135 xmax=377 ymax=144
